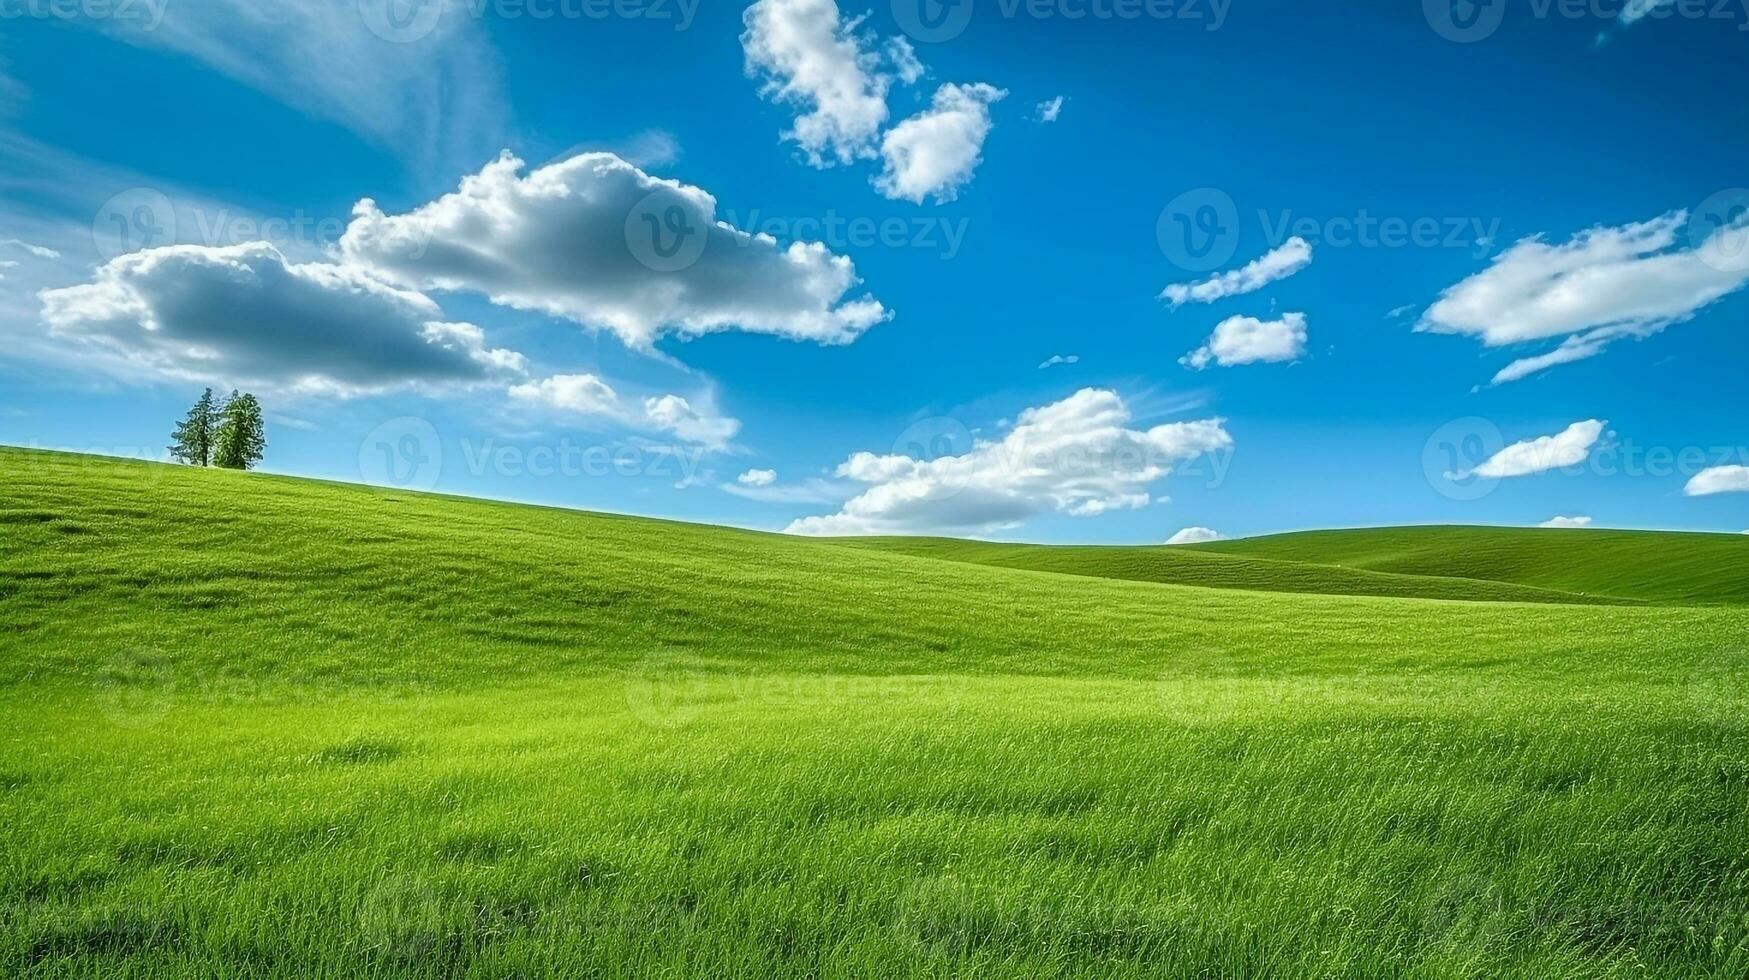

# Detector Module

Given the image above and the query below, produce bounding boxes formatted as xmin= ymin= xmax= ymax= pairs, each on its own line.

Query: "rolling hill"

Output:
xmin=839 ymin=525 xmax=1749 ymax=607
xmin=2 ymin=447 xmax=1746 ymax=978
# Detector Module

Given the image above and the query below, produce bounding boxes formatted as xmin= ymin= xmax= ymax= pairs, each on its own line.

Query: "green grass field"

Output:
xmin=3 ymin=446 xmax=1748 ymax=977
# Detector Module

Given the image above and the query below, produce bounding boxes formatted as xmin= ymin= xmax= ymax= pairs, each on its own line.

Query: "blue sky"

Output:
xmin=1 ymin=0 xmax=1746 ymax=541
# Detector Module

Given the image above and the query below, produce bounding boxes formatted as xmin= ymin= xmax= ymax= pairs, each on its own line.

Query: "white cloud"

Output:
xmin=1539 ymin=516 xmax=1594 ymax=528
xmin=785 ymin=388 xmax=1231 ymax=536
xmin=507 ymin=374 xmax=741 ymax=450
xmin=38 ymin=242 xmax=524 ymax=395
xmin=737 ymin=468 xmax=778 ymax=487
xmin=341 ymin=152 xmax=888 ymax=350
xmin=1457 ymin=420 xmax=1606 ymax=480
xmin=1685 ymin=465 xmax=1749 ymax=497
xmin=1420 ymin=211 xmax=1749 ymax=385
xmin=886 ymin=37 xmax=926 ymax=85
xmin=0 ymin=261 xmax=14 ymax=278
xmin=95 ymin=0 xmax=506 ymax=173
xmin=1036 ymin=96 xmax=1064 ymax=122
xmin=1161 ymin=238 xmax=1313 ymax=307
xmin=1486 ymin=334 xmax=1614 ymax=386
xmin=1165 ymin=526 xmax=1222 ymax=544
xmin=643 ymin=394 xmax=742 ymax=450
xmin=1 ymin=239 xmax=59 ymax=260
xmin=1182 ymin=313 xmax=1307 ymax=370
xmin=741 ymin=0 xmax=893 ymax=166
xmin=1038 ymin=354 xmax=1079 ymax=369
xmin=876 ymin=83 xmax=1007 ymax=204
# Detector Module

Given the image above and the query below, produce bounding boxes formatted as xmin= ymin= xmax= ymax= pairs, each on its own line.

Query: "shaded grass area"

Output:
xmin=3 ymin=448 xmax=1748 ymax=976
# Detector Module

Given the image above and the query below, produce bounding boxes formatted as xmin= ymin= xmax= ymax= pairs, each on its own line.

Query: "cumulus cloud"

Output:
xmin=1161 ymin=238 xmax=1313 ymax=307
xmin=1036 ymin=96 xmax=1064 ymax=122
xmin=1165 ymin=526 xmax=1222 ymax=544
xmin=1420 ymin=210 xmax=1749 ymax=385
xmin=737 ymin=468 xmax=778 ymax=487
xmin=507 ymin=374 xmax=741 ymax=450
xmin=1182 ymin=313 xmax=1308 ymax=370
xmin=341 ymin=152 xmax=888 ymax=350
xmin=38 ymin=242 xmax=524 ymax=395
xmin=1685 ymin=465 xmax=1749 ymax=497
xmin=741 ymin=0 xmax=893 ymax=165
xmin=876 ymin=83 xmax=1007 ymax=204
xmin=1539 ymin=516 xmax=1594 ymax=528
xmin=1456 ymin=420 xmax=1606 ymax=480
xmin=785 ymin=388 xmax=1231 ymax=536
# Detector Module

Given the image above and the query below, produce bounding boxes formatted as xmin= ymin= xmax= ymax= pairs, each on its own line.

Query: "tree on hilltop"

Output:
xmin=169 ymin=388 xmax=218 ymax=466
xmin=212 ymin=391 xmax=266 ymax=471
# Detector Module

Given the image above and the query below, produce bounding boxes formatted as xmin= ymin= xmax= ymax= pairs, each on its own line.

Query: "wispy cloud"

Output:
xmin=94 ymin=0 xmax=508 ymax=175
xmin=1161 ymin=238 xmax=1313 ymax=308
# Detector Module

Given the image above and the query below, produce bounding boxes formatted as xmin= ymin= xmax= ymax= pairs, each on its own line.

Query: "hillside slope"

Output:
xmin=1189 ymin=526 xmax=1749 ymax=605
xmin=836 ymin=537 xmax=1634 ymax=606
xmin=3 ymin=447 xmax=1743 ymax=690
xmin=5 ymin=448 xmax=1749 ymax=978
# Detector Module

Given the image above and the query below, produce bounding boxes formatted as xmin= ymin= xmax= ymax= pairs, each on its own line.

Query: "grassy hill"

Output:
xmin=1189 ymin=526 xmax=1749 ymax=606
xmin=842 ymin=526 xmax=1749 ymax=607
xmin=3 ymin=447 xmax=1747 ymax=977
